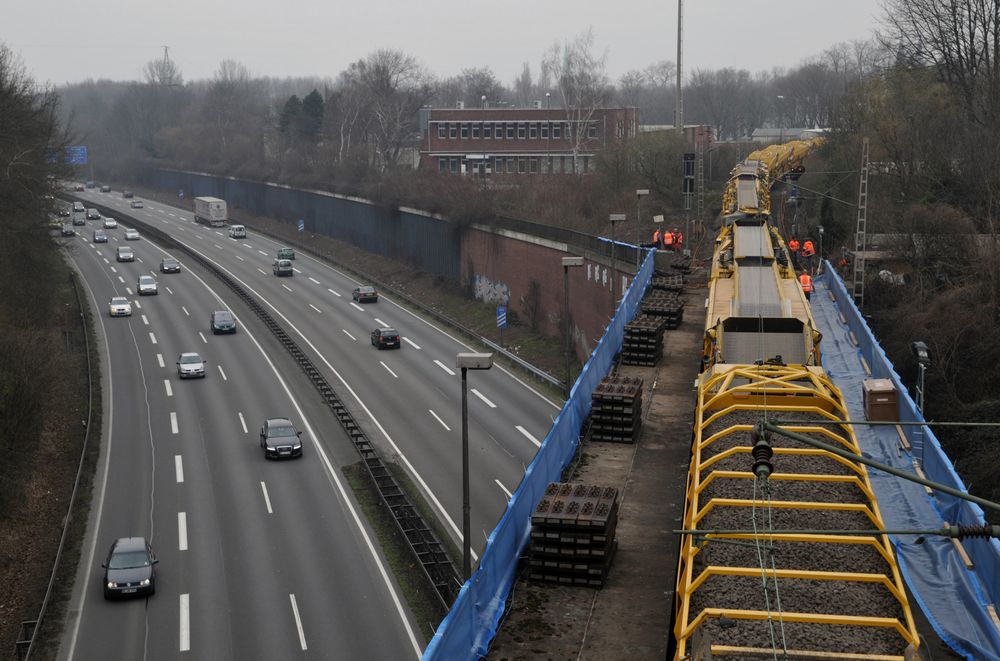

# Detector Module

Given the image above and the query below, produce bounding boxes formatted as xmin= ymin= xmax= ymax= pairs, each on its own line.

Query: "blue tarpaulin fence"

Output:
xmin=815 ymin=263 xmax=1000 ymax=660
xmin=422 ymin=244 xmax=656 ymax=660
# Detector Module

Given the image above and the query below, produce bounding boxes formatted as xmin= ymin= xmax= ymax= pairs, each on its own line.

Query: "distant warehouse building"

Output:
xmin=418 ymin=104 xmax=639 ymax=177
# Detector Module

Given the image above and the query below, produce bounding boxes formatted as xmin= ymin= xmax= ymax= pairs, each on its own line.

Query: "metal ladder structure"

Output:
xmin=852 ymin=137 xmax=870 ymax=307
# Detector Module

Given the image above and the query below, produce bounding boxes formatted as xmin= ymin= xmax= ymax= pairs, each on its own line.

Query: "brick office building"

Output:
xmin=418 ymin=106 xmax=639 ymax=177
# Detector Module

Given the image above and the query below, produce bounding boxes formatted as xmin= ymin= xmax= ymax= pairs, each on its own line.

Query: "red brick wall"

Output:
xmin=460 ymin=226 xmax=631 ymax=361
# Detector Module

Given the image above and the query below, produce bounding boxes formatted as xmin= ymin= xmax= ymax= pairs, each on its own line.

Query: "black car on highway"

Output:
xmin=160 ymin=257 xmax=181 ymax=273
xmin=260 ymin=418 xmax=303 ymax=459
xmin=102 ymin=537 xmax=157 ymax=599
xmin=371 ymin=327 xmax=400 ymax=349
xmin=352 ymin=286 xmax=378 ymax=303
xmin=210 ymin=310 xmax=237 ymax=334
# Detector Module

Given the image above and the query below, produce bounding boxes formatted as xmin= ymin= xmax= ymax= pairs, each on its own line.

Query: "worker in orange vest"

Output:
xmin=801 ymin=239 xmax=816 ymax=274
xmin=673 ymin=228 xmax=683 ymax=252
xmin=788 ymin=237 xmax=801 ymax=268
xmin=799 ymin=271 xmax=813 ymax=301
xmin=652 ymin=228 xmax=662 ymax=248
xmin=663 ymin=230 xmax=674 ymax=250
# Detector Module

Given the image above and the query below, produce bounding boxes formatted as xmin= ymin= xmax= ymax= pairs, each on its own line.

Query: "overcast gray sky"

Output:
xmin=8 ymin=0 xmax=883 ymax=87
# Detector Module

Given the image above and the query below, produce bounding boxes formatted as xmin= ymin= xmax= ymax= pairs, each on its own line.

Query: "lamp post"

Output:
xmin=776 ymin=95 xmax=785 ymax=144
xmin=635 ymin=189 xmax=649 ymax=268
xmin=609 ymin=213 xmax=626 ymax=310
xmin=481 ymin=95 xmax=488 ymax=178
xmin=911 ymin=341 xmax=931 ymax=416
xmin=455 ymin=352 xmax=493 ymax=581
xmin=562 ymin=256 xmax=584 ymax=397
xmin=817 ymin=225 xmax=825 ymax=273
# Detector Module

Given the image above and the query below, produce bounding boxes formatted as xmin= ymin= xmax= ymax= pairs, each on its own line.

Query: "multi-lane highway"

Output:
xmin=59 ymin=212 xmax=421 ymax=659
xmin=58 ymin=187 xmax=560 ymax=658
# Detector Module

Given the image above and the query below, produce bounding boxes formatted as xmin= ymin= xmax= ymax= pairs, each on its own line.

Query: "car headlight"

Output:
xmin=107 ymin=581 xmax=117 ymax=588
xmin=139 ymin=579 xmax=150 ymax=586
xmin=293 ymin=443 xmax=302 ymax=450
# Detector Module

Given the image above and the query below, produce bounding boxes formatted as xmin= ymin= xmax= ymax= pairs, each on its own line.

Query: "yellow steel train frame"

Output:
xmin=722 ymin=138 xmax=826 ymax=217
xmin=673 ymin=364 xmax=920 ymax=660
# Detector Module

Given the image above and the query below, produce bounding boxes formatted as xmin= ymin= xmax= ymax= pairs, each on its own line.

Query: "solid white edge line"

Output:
xmin=433 ymin=359 xmax=456 ymax=376
xmin=238 ymin=411 xmax=248 ymax=434
xmin=179 ymin=593 xmax=191 ymax=651
xmin=429 ymin=409 xmax=451 ymax=431
xmin=380 ymin=361 xmax=398 ymax=378
xmin=170 ymin=411 xmax=178 ymax=434
xmin=289 ymin=594 xmax=308 ymax=650
xmin=516 ymin=425 xmax=541 ymax=448
xmin=175 ymin=455 xmax=184 ymax=483
xmin=178 ymin=512 xmax=188 ymax=551
xmin=471 ymin=388 xmax=497 ymax=408
xmin=260 ymin=481 xmax=273 ymax=514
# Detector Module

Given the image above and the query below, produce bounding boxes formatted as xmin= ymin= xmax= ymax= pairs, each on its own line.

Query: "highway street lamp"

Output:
xmin=562 ymin=256 xmax=584 ymax=397
xmin=610 ymin=213 xmax=626 ymax=310
xmin=635 ymin=189 xmax=649 ymax=268
xmin=776 ymin=95 xmax=785 ymax=144
xmin=456 ymin=352 xmax=493 ymax=581
xmin=546 ymin=92 xmax=552 ymax=173
xmin=911 ymin=341 xmax=931 ymax=416
xmin=818 ymin=225 xmax=825 ymax=273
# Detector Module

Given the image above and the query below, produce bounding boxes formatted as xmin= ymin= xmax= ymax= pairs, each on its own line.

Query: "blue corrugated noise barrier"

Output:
xmin=814 ymin=262 xmax=1000 ymax=660
xmin=422 ymin=246 xmax=656 ymax=660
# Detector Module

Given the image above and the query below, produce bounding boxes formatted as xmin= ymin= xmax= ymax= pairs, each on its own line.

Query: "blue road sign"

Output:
xmin=178 ymin=189 xmax=184 ymax=198
xmin=298 ymin=219 xmax=305 ymax=232
xmin=66 ymin=146 xmax=88 ymax=165
xmin=497 ymin=305 xmax=507 ymax=329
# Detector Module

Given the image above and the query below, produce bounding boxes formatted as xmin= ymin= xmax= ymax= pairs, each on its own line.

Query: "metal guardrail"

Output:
xmin=14 ymin=272 xmax=95 ymax=661
xmin=68 ymin=195 xmax=461 ymax=609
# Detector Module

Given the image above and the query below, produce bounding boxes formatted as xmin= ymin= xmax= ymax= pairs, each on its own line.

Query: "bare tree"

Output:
xmin=513 ymin=62 xmax=533 ymax=106
xmin=543 ymin=29 xmax=611 ymax=173
xmin=143 ymin=52 xmax=183 ymax=87
xmin=355 ymin=49 xmax=433 ymax=171
xmin=618 ymin=70 xmax=645 ymax=107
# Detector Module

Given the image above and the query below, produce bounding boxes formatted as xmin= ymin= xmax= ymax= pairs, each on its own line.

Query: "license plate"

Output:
xmin=121 ymin=588 xmax=137 ymax=593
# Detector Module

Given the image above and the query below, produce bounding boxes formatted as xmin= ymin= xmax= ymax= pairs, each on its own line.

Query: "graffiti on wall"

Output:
xmin=474 ymin=274 xmax=511 ymax=305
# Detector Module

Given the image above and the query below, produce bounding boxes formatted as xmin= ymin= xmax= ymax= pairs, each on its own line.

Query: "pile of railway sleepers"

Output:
xmin=590 ymin=375 xmax=644 ymax=442
xmin=641 ymin=290 xmax=685 ymax=329
xmin=659 ymin=253 xmax=692 ymax=273
xmin=529 ymin=482 xmax=619 ymax=587
xmin=649 ymin=272 xmax=684 ymax=292
xmin=622 ymin=314 xmax=666 ymax=366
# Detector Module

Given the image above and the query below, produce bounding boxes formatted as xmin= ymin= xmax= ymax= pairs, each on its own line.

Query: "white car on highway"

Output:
xmin=137 ymin=275 xmax=158 ymax=296
xmin=176 ymin=352 xmax=206 ymax=379
xmin=109 ymin=297 xmax=132 ymax=317
xmin=103 ymin=217 xmax=118 ymax=229
xmin=130 ymin=199 xmax=144 ymax=209
xmin=124 ymin=228 xmax=140 ymax=240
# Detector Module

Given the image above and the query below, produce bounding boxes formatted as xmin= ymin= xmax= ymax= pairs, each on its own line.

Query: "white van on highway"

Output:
xmin=228 ymin=224 xmax=246 ymax=239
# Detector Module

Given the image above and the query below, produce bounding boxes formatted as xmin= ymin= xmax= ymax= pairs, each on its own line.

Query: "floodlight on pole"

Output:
xmin=455 ymin=352 xmax=493 ymax=581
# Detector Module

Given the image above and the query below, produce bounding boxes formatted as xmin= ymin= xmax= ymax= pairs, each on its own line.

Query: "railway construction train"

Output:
xmin=672 ymin=139 xmax=922 ymax=659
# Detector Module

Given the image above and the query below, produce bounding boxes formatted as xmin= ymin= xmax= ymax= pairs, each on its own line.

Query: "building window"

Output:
xmin=506 ymin=157 xmax=514 ymax=172
xmin=495 ymin=123 xmax=504 ymax=139
xmin=529 ymin=123 xmax=538 ymax=139
xmin=506 ymin=124 xmax=515 ymax=139
xmin=517 ymin=158 xmax=527 ymax=174
xmin=450 ymin=157 xmax=459 ymax=174
xmin=553 ymin=123 xmax=562 ymax=139
xmin=517 ymin=124 xmax=526 ymax=139
xmin=449 ymin=124 xmax=458 ymax=139
xmin=461 ymin=123 xmax=469 ymax=139
xmin=472 ymin=123 xmax=480 ymax=139
xmin=541 ymin=123 xmax=549 ymax=139
xmin=484 ymin=124 xmax=492 ymax=139
xmin=583 ymin=156 xmax=591 ymax=172
xmin=529 ymin=157 xmax=538 ymax=173
xmin=552 ymin=156 xmax=561 ymax=174
xmin=438 ymin=123 xmax=446 ymax=139
xmin=588 ymin=122 xmax=598 ymax=138
xmin=439 ymin=157 xmax=448 ymax=173
xmin=495 ymin=157 xmax=504 ymax=173
xmin=617 ymin=120 xmax=624 ymax=138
